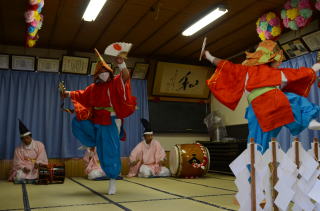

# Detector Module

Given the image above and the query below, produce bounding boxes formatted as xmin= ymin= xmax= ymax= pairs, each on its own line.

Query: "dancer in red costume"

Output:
xmin=61 ymin=48 xmax=136 ymax=194
xmin=204 ymin=40 xmax=320 ymax=152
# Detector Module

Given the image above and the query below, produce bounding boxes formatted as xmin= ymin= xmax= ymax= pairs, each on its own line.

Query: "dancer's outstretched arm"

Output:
xmin=312 ymin=63 xmax=320 ymax=73
xmin=204 ymin=50 xmax=222 ymax=66
xmin=115 ymin=56 xmax=130 ymax=82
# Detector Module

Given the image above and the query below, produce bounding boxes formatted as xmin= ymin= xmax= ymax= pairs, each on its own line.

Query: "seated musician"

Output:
xmin=8 ymin=120 xmax=48 ymax=183
xmin=83 ymin=147 xmax=106 ymax=180
xmin=127 ymin=119 xmax=170 ymax=178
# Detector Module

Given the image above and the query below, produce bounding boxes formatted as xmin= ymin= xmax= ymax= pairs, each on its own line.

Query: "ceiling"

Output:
xmin=0 ymin=0 xmax=289 ymax=63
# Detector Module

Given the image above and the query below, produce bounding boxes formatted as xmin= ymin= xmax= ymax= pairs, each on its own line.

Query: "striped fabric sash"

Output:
xmin=93 ymin=107 xmax=114 ymax=112
xmin=247 ymin=87 xmax=276 ymax=104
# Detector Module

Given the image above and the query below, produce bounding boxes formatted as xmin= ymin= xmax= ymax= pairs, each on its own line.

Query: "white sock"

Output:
xmin=108 ymin=179 xmax=116 ymax=195
xmin=308 ymin=119 xmax=320 ymax=130
xmin=205 ymin=51 xmax=215 ymax=63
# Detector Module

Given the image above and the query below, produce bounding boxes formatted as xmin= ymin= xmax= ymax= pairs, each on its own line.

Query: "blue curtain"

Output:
xmin=277 ymin=51 xmax=320 ymax=152
xmin=0 ymin=70 xmax=148 ymax=159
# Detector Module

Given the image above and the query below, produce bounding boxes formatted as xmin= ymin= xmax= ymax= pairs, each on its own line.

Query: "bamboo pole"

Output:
xmin=313 ymin=138 xmax=320 ymax=181
xmin=314 ymin=138 xmax=319 ymax=162
xmin=271 ymin=138 xmax=279 ymax=211
xmin=294 ymin=138 xmax=300 ymax=168
xmin=250 ymin=138 xmax=256 ymax=211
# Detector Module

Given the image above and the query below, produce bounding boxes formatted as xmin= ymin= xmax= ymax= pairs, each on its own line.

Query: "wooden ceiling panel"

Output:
xmin=128 ymin=0 xmax=160 ymax=7
xmin=122 ymin=0 xmax=192 ymax=48
xmin=133 ymin=0 xmax=221 ymax=56
xmin=153 ymin=0 xmax=256 ymax=56
xmin=167 ymin=1 xmax=260 ymax=57
xmin=37 ymin=0 xmax=62 ymax=48
xmin=122 ymin=10 xmax=174 ymax=45
xmin=136 ymin=0 xmax=261 ymax=56
xmin=175 ymin=0 xmax=288 ymax=59
xmin=49 ymin=0 xmax=86 ymax=48
xmin=203 ymin=21 xmax=259 ymax=59
xmin=158 ymin=0 xmax=192 ymax=11
xmin=178 ymin=0 xmax=222 ymax=16
xmin=71 ymin=0 xmax=126 ymax=51
xmin=205 ymin=0 xmax=288 ymax=58
xmin=2 ymin=0 xmax=26 ymax=45
xmin=94 ymin=0 xmax=158 ymax=50
xmin=0 ymin=1 xmax=5 ymax=43
xmin=0 ymin=0 xmax=297 ymax=62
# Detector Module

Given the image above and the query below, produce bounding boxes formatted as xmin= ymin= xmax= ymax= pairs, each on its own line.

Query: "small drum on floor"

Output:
xmin=169 ymin=143 xmax=210 ymax=178
xmin=37 ymin=163 xmax=65 ymax=184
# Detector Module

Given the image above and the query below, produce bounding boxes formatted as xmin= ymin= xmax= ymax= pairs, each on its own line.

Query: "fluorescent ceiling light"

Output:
xmin=182 ymin=7 xmax=228 ymax=36
xmin=82 ymin=0 xmax=107 ymax=22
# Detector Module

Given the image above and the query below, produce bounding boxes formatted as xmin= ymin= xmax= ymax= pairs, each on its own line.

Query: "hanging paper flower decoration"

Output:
xmin=315 ymin=0 xmax=320 ymax=11
xmin=256 ymin=12 xmax=282 ymax=41
xmin=25 ymin=0 xmax=44 ymax=47
xmin=281 ymin=0 xmax=313 ymax=30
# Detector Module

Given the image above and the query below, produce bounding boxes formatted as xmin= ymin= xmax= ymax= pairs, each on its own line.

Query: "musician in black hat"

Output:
xmin=127 ymin=119 xmax=170 ymax=177
xmin=8 ymin=120 xmax=48 ymax=183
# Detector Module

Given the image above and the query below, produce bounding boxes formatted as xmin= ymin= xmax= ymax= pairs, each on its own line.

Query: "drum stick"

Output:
xmin=199 ymin=37 xmax=207 ymax=61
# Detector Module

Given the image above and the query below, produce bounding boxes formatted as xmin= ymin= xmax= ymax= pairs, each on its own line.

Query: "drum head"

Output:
xmin=171 ymin=144 xmax=210 ymax=178
xmin=169 ymin=146 xmax=179 ymax=175
xmin=204 ymin=146 xmax=211 ymax=174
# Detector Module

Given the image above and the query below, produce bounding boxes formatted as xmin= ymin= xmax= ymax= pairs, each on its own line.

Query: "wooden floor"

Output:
xmin=0 ymin=173 xmax=239 ymax=211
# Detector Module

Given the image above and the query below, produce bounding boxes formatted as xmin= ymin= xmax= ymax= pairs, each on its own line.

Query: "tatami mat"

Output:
xmin=72 ymin=177 xmax=175 ymax=202
xmin=0 ymin=180 xmax=24 ymax=210
xmin=126 ymin=177 xmax=234 ymax=196
xmin=32 ymin=203 xmax=124 ymax=211
xmin=170 ymin=176 xmax=237 ymax=192
xmin=0 ymin=173 xmax=239 ymax=211
xmin=121 ymin=198 xmax=230 ymax=211
xmin=27 ymin=178 xmax=108 ymax=208
xmin=194 ymin=194 xmax=239 ymax=210
xmin=206 ymin=173 xmax=235 ymax=181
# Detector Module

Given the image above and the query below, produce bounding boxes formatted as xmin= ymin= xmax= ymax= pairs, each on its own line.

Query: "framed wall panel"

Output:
xmin=11 ymin=55 xmax=35 ymax=71
xmin=37 ymin=58 xmax=60 ymax=72
xmin=153 ymin=62 xmax=211 ymax=99
xmin=0 ymin=54 xmax=9 ymax=69
xmin=62 ymin=56 xmax=89 ymax=74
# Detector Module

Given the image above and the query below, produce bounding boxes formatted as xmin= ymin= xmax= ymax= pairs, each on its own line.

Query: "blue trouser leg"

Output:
xmin=245 ymin=92 xmax=320 ymax=154
xmin=72 ymin=117 xmax=121 ymax=179
xmin=72 ymin=118 xmax=96 ymax=147
xmin=284 ymin=92 xmax=320 ymax=135
xmin=95 ymin=117 xmax=121 ymax=179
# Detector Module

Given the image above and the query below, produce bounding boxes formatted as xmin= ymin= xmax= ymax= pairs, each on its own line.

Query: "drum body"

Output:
xmin=169 ymin=143 xmax=210 ymax=178
xmin=38 ymin=164 xmax=65 ymax=184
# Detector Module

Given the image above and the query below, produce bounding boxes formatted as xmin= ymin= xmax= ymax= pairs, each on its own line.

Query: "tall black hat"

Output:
xmin=141 ymin=118 xmax=153 ymax=135
xmin=19 ymin=119 xmax=31 ymax=138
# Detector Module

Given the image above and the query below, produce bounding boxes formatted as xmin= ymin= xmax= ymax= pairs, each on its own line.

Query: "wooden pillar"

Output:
xmin=250 ymin=138 xmax=256 ymax=211
xmin=271 ymin=138 xmax=279 ymax=211
xmin=294 ymin=138 xmax=300 ymax=168
xmin=314 ymin=138 xmax=319 ymax=161
xmin=313 ymin=138 xmax=320 ymax=181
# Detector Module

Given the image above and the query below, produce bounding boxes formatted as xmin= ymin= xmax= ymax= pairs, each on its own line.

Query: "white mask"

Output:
xmin=99 ymin=72 xmax=110 ymax=82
